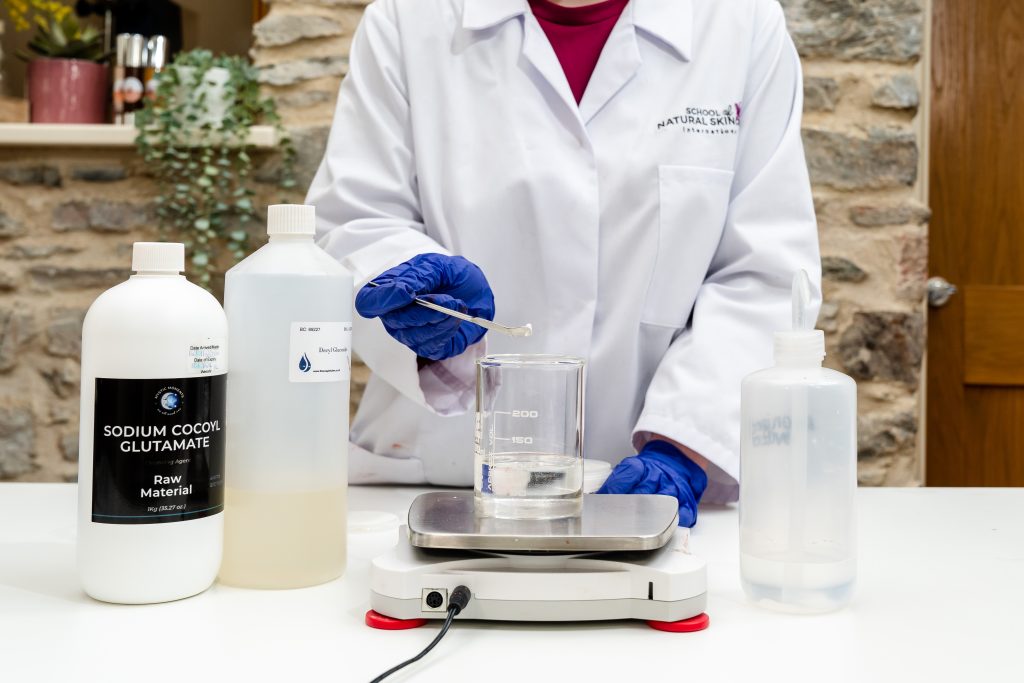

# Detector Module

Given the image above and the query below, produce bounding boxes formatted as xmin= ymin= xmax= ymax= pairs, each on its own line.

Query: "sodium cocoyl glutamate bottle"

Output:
xmin=219 ymin=204 xmax=353 ymax=589
xmin=78 ymin=242 xmax=227 ymax=604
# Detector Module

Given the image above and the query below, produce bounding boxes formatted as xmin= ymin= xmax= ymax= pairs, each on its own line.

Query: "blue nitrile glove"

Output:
xmin=355 ymin=253 xmax=495 ymax=361
xmin=597 ymin=440 xmax=708 ymax=528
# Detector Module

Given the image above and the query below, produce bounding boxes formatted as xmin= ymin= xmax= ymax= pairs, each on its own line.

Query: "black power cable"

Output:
xmin=369 ymin=585 xmax=472 ymax=683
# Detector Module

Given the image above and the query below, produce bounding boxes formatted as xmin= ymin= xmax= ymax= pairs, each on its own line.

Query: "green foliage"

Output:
xmin=134 ymin=50 xmax=297 ymax=289
xmin=17 ymin=12 xmax=107 ymax=61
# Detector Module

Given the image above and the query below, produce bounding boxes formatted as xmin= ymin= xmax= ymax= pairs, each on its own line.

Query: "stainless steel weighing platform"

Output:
xmin=408 ymin=491 xmax=679 ymax=552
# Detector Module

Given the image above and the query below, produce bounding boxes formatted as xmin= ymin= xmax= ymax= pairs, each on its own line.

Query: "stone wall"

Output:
xmin=0 ymin=150 xmax=151 ymax=481
xmin=783 ymin=0 xmax=928 ymax=485
xmin=251 ymin=1 xmax=367 ymax=126
xmin=0 ymin=147 xmax=317 ymax=481
xmin=0 ymin=0 xmax=927 ymax=485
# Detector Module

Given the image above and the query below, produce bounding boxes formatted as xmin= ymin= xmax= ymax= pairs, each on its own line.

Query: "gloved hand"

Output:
xmin=355 ymin=253 xmax=495 ymax=361
xmin=597 ymin=440 xmax=708 ymax=527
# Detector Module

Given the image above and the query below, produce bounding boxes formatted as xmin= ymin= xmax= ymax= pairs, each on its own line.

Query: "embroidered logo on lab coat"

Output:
xmin=656 ymin=103 xmax=741 ymax=136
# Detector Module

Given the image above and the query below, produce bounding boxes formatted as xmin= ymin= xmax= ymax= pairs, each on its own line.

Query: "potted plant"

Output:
xmin=135 ymin=50 xmax=296 ymax=289
xmin=16 ymin=8 xmax=109 ymax=124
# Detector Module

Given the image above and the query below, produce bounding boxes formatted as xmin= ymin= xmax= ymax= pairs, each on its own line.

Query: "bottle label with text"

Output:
xmin=91 ymin=374 xmax=226 ymax=524
xmin=289 ymin=322 xmax=352 ymax=383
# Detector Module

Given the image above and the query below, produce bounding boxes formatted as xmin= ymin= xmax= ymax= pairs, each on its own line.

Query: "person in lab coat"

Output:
xmin=307 ymin=0 xmax=821 ymax=526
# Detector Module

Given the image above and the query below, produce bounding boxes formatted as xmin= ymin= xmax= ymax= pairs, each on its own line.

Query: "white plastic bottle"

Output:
xmin=739 ymin=271 xmax=857 ymax=613
xmin=219 ymin=204 xmax=353 ymax=589
xmin=78 ymin=242 xmax=228 ymax=604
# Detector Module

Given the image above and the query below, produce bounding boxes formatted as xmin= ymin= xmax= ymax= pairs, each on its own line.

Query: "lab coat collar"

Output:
xmin=462 ymin=0 xmax=528 ymax=30
xmin=462 ymin=0 xmax=691 ymax=62
xmin=632 ymin=0 xmax=693 ymax=61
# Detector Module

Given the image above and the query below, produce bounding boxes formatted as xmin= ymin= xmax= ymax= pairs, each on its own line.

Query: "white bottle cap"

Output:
xmin=131 ymin=242 xmax=184 ymax=273
xmin=774 ymin=329 xmax=826 ymax=364
xmin=267 ymin=204 xmax=316 ymax=236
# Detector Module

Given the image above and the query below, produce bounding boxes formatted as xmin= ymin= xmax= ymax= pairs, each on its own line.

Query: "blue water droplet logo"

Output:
xmin=299 ymin=353 xmax=312 ymax=373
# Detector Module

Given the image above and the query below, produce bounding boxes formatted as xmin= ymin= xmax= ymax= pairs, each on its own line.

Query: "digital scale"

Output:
xmin=366 ymin=492 xmax=709 ymax=633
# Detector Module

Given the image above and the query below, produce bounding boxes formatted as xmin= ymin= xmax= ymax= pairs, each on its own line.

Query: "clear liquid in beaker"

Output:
xmin=475 ymin=452 xmax=583 ymax=519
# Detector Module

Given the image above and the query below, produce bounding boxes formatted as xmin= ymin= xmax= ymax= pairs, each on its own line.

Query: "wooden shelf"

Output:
xmin=0 ymin=123 xmax=280 ymax=148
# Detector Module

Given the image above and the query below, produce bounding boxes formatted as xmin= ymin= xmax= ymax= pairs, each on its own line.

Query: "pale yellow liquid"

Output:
xmin=218 ymin=486 xmax=347 ymax=589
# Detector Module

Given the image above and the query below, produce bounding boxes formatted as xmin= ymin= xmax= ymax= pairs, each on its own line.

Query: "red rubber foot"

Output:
xmin=646 ymin=612 xmax=710 ymax=633
xmin=365 ymin=610 xmax=428 ymax=630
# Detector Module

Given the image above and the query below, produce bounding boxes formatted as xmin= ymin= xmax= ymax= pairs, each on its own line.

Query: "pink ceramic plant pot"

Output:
xmin=27 ymin=58 xmax=108 ymax=124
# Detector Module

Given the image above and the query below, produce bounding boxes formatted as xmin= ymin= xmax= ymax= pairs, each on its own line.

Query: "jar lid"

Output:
xmin=583 ymin=458 xmax=612 ymax=493
xmin=125 ymin=34 xmax=147 ymax=68
xmin=349 ymin=510 xmax=401 ymax=534
xmin=147 ymin=36 xmax=169 ymax=70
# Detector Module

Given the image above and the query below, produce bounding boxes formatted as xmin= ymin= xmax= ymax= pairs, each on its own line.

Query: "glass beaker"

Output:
xmin=474 ymin=354 xmax=585 ymax=519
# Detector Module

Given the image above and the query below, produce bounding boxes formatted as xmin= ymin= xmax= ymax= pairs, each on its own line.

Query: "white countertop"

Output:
xmin=1 ymin=484 xmax=1021 ymax=682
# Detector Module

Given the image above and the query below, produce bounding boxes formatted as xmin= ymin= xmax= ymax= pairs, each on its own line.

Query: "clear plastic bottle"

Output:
xmin=739 ymin=271 xmax=857 ymax=613
xmin=219 ymin=204 xmax=353 ymax=589
xmin=78 ymin=242 xmax=227 ymax=604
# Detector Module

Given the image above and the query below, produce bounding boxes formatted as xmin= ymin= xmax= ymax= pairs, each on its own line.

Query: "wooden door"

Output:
xmin=928 ymin=1 xmax=1024 ymax=485
xmin=253 ymin=1 xmax=270 ymax=21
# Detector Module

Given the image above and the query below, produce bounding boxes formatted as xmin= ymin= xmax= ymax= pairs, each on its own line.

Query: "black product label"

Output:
xmin=91 ymin=375 xmax=226 ymax=524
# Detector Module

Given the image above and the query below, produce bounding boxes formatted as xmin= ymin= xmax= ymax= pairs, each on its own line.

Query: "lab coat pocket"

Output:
xmin=642 ymin=165 xmax=735 ymax=328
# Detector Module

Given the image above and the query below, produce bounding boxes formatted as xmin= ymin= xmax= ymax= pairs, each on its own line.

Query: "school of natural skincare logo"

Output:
xmin=656 ymin=102 xmax=741 ymax=135
xmin=298 ymin=353 xmax=312 ymax=373
xmin=155 ymin=387 xmax=184 ymax=416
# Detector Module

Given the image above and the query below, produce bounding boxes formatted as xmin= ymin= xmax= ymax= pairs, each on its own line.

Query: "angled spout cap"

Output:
xmin=791 ymin=269 xmax=814 ymax=331
xmin=774 ymin=269 xmax=825 ymax=364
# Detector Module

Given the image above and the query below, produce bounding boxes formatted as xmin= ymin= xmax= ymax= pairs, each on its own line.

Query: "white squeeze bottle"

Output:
xmin=78 ymin=242 xmax=227 ymax=603
xmin=219 ymin=204 xmax=353 ymax=589
xmin=739 ymin=270 xmax=857 ymax=613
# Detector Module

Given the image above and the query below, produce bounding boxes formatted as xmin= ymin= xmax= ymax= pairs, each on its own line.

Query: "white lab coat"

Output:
xmin=307 ymin=0 xmax=821 ymax=498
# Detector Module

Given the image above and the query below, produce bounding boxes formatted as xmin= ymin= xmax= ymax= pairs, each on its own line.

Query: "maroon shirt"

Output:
xmin=529 ymin=0 xmax=630 ymax=104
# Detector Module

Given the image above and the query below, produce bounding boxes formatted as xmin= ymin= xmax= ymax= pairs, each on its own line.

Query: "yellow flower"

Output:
xmin=2 ymin=0 xmax=71 ymax=32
